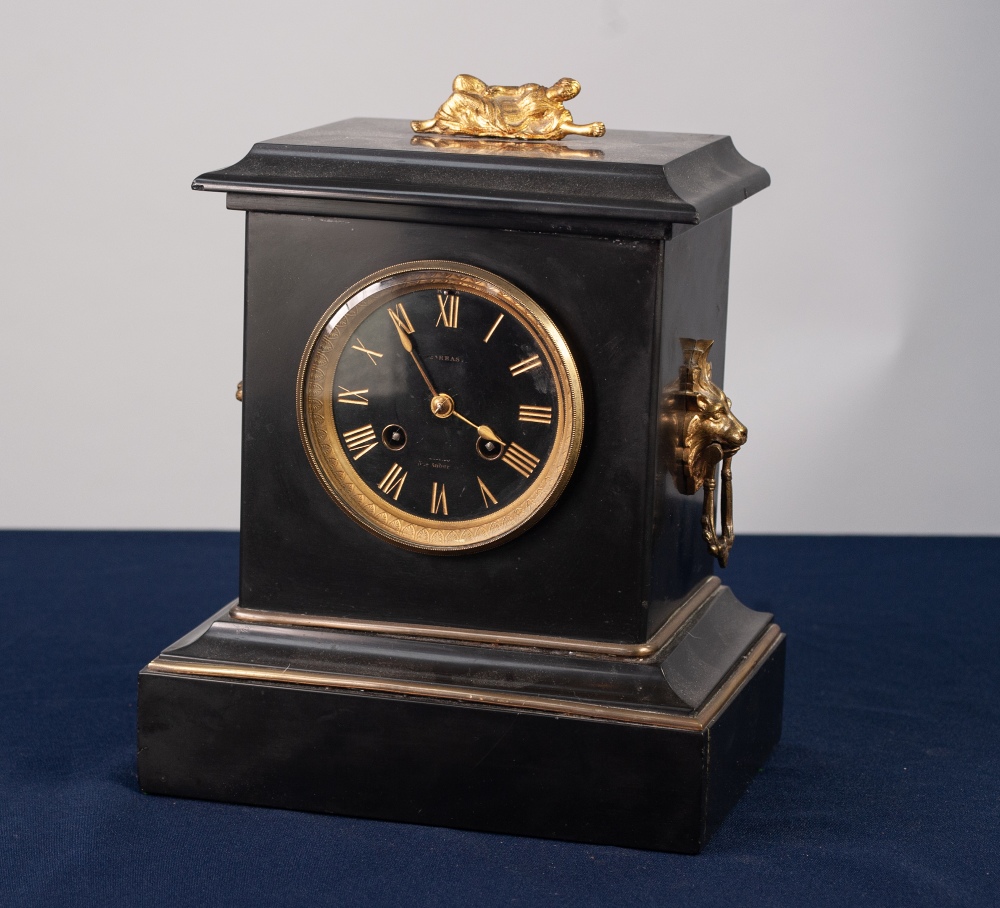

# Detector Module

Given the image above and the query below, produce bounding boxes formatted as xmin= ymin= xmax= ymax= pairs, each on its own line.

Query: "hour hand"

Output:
xmin=476 ymin=423 xmax=504 ymax=446
xmin=452 ymin=410 xmax=505 ymax=448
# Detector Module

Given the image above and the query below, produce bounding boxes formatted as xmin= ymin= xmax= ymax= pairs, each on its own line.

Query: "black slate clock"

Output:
xmin=137 ymin=117 xmax=783 ymax=854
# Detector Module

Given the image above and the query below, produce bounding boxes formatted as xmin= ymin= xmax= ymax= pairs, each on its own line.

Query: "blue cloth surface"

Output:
xmin=0 ymin=532 xmax=996 ymax=907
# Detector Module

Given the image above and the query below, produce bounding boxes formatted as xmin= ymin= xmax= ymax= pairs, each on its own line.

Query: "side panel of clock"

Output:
xmin=239 ymin=212 xmax=662 ymax=643
xmin=647 ymin=211 xmax=734 ymax=637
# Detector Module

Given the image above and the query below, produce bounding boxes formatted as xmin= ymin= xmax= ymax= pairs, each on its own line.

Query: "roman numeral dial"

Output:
xmin=501 ymin=443 xmax=541 ymax=478
xmin=435 ymin=291 xmax=460 ymax=328
xmin=343 ymin=424 xmax=378 ymax=460
xmin=509 ymin=354 xmax=541 ymax=377
xmin=301 ymin=262 xmax=582 ymax=551
xmin=477 ymin=477 xmax=498 ymax=508
xmin=518 ymin=405 xmax=552 ymax=425
xmin=378 ymin=463 xmax=407 ymax=500
xmin=431 ymin=482 xmax=448 ymax=515
xmin=388 ymin=302 xmax=414 ymax=335
xmin=351 ymin=338 xmax=383 ymax=365
xmin=337 ymin=387 xmax=369 ymax=406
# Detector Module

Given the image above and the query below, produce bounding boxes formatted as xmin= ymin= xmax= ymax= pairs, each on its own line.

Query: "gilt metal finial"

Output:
xmin=412 ymin=75 xmax=605 ymax=142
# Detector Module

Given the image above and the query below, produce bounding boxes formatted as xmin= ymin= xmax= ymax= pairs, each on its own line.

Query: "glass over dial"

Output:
xmin=298 ymin=261 xmax=584 ymax=553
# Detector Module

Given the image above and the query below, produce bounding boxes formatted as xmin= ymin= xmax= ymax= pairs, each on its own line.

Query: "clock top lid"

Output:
xmin=193 ymin=118 xmax=768 ymax=230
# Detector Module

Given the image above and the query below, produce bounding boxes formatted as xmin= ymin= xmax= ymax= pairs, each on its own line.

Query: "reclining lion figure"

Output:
xmin=412 ymin=75 xmax=606 ymax=141
xmin=662 ymin=338 xmax=748 ymax=567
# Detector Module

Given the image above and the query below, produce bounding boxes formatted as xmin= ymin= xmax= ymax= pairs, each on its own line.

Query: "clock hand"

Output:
xmin=451 ymin=409 xmax=505 ymax=447
xmin=392 ymin=320 xmax=438 ymax=398
xmin=427 ymin=390 xmax=505 ymax=447
xmin=387 ymin=314 xmax=503 ymax=445
xmin=396 ymin=325 xmax=503 ymax=444
xmin=419 ymin=376 xmax=504 ymax=441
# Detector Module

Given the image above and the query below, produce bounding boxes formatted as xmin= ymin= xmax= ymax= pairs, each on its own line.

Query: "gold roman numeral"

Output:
xmin=501 ymin=443 xmax=540 ymax=478
xmin=509 ymin=354 xmax=541 ymax=376
xmin=343 ymin=424 xmax=378 ymax=460
xmin=351 ymin=338 xmax=383 ymax=365
xmin=388 ymin=302 xmax=414 ymax=335
xmin=430 ymin=482 xmax=448 ymax=515
xmin=377 ymin=463 xmax=408 ymax=500
xmin=483 ymin=313 xmax=504 ymax=343
xmin=337 ymin=386 xmax=369 ymax=406
xmin=435 ymin=291 xmax=460 ymax=329
xmin=477 ymin=476 xmax=498 ymax=508
xmin=518 ymin=404 xmax=552 ymax=425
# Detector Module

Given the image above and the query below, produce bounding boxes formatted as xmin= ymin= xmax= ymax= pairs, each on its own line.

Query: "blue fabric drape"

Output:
xmin=1 ymin=532 xmax=996 ymax=907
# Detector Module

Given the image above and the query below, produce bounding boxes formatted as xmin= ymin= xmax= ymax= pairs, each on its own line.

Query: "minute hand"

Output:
xmin=393 ymin=320 xmax=438 ymax=398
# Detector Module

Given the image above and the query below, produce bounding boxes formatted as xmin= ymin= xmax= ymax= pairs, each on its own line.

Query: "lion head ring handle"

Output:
xmin=662 ymin=338 xmax=748 ymax=568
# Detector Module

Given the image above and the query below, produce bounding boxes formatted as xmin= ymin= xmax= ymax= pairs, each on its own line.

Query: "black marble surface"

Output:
xmin=194 ymin=118 xmax=769 ymax=228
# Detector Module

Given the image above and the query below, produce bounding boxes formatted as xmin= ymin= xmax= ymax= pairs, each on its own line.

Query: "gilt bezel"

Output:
xmin=297 ymin=260 xmax=584 ymax=553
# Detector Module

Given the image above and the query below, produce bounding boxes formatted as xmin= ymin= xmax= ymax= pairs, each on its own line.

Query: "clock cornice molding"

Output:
xmin=193 ymin=118 xmax=769 ymax=232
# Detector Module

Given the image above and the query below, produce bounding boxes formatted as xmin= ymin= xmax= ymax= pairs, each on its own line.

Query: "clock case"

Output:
xmin=138 ymin=119 xmax=782 ymax=854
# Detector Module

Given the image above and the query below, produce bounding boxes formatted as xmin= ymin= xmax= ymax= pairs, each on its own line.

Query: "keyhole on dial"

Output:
xmin=476 ymin=437 xmax=503 ymax=460
xmin=382 ymin=424 xmax=407 ymax=451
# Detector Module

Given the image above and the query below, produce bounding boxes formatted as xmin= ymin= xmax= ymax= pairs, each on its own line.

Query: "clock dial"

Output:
xmin=298 ymin=261 xmax=583 ymax=552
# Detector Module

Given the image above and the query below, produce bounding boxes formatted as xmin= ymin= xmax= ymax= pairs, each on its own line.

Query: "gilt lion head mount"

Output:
xmin=662 ymin=338 xmax=747 ymax=566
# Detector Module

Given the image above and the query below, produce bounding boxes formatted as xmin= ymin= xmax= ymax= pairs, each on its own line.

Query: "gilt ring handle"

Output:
xmin=701 ymin=445 xmax=736 ymax=568
xmin=663 ymin=338 xmax=747 ymax=569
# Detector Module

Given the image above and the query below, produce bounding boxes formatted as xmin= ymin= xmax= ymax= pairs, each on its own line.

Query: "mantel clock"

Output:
xmin=138 ymin=77 xmax=783 ymax=854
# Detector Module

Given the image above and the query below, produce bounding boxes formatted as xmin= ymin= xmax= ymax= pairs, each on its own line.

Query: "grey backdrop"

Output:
xmin=2 ymin=0 xmax=996 ymax=533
